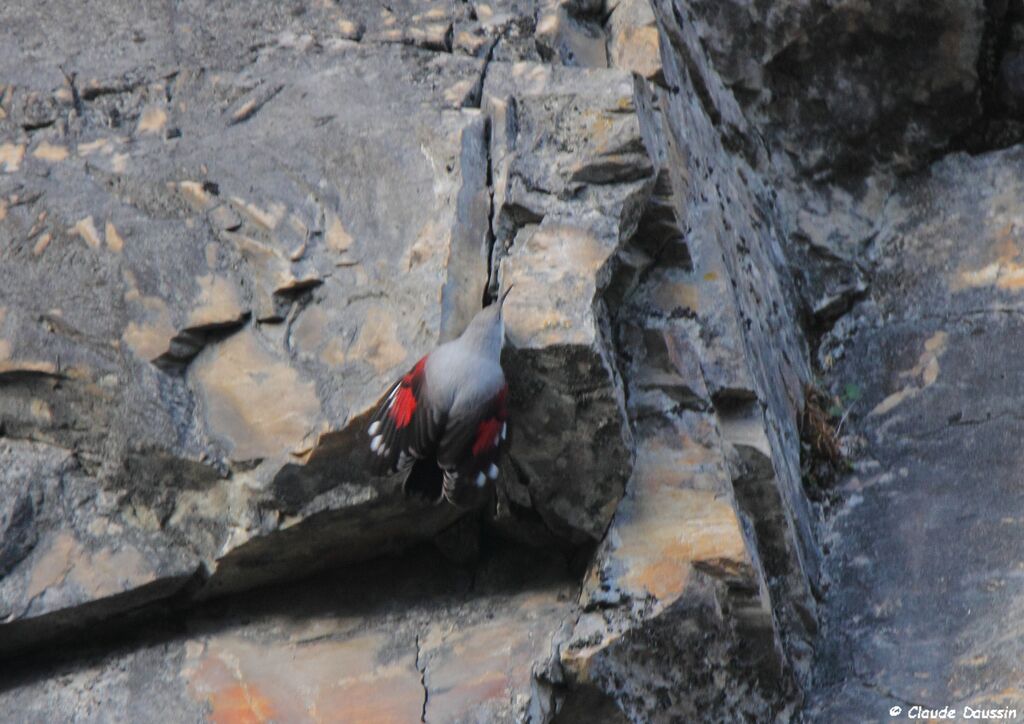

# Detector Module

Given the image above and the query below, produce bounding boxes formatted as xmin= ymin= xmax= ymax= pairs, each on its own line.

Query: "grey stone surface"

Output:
xmin=7 ymin=0 xmax=1020 ymax=720
xmin=0 ymin=38 xmax=499 ymax=646
xmin=806 ymin=148 xmax=1024 ymax=718
xmin=685 ymin=0 xmax=986 ymax=175
xmin=0 ymin=0 xmax=814 ymax=717
xmin=0 ymin=546 xmax=575 ymax=724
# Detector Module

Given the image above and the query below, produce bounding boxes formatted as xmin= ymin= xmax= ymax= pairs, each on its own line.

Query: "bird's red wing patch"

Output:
xmin=368 ymin=356 xmax=439 ymax=475
xmin=471 ymin=417 xmax=503 ymax=457
xmin=470 ymin=386 xmax=508 ymax=457
xmin=389 ymin=357 xmax=426 ymax=429
xmin=440 ymin=384 xmax=509 ymax=506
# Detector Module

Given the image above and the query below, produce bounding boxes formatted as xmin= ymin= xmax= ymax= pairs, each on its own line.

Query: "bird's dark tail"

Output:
xmin=403 ymin=457 xmax=445 ymax=503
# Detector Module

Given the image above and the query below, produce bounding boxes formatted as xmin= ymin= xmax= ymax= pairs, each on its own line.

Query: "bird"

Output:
xmin=367 ymin=286 xmax=512 ymax=506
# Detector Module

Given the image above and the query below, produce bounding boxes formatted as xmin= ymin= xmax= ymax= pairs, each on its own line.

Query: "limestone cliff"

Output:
xmin=1 ymin=0 xmax=1021 ymax=721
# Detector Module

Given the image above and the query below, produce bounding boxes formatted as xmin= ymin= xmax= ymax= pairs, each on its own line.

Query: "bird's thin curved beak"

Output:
xmin=499 ymin=283 xmax=514 ymax=306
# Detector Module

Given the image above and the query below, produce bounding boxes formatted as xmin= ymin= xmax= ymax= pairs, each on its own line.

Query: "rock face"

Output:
xmin=486 ymin=62 xmax=652 ymax=542
xmin=3 ymin=0 xmax=1020 ymax=720
xmin=806 ymin=147 xmax=1024 ymax=717
xmin=685 ymin=0 xmax=986 ymax=174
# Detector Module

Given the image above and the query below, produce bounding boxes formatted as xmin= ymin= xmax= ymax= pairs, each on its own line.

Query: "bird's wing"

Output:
xmin=367 ymin=356 xmax=445 ymax=475
xmin=437 ymin=383 xmax=509 ymax=506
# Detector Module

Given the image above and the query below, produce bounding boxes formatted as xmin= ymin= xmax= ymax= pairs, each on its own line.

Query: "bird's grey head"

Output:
xmin=459 ymin=285 xmax=513 ymax=359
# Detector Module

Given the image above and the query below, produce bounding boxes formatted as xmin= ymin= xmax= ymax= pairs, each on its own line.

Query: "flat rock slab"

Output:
xmin=0 ymin=547 xmax=575 ymax=724
xmin=0 ymin=41 xmax=492 ymax=648
xmin=808 ymin=148 xmax=1024 ymax=717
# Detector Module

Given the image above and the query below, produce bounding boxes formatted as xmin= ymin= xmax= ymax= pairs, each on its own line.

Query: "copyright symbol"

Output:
xmin=889 ymin=706 xmax=902 ymax=717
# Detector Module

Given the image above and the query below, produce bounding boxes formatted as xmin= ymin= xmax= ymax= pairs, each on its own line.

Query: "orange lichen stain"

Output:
xmin=123 ymin=295 xmax=176 ymax=361
xmin=327 ymin=207 xmax=360 ymax=253
xmin=349 ymin=306 xmax=408 ymax=374
xmin=0 ymin=142 xmax=25 ymax=172
xmin=703 ymin=271 xmax=718 ymax=281
xmin=77 ymin=138 xmax=116 ymax=156
xmin=178 ymin=181 xmax=214 ymax=211
xmin=923 ymin=331 xmax=948 ymax=353
xmin=31 ymin=141 xmax=69 ymax=162
xmin=136 ymin=106 xmax=167 ymax=134
xmin=503 ymin=224 xmax=612 ymax=349
xmin=111 ymin=153 xmax=129 ymax=173
xmin=630 ymin=423 xmax=718 ymax=494
xmin=314 ymin=676 xmax=424 ymax=724
xmin=987 ymin=686 xmax=1024 ymax=702
xmin=615 ymin=488 xmax=748 ymax=602
xmin=186 ymin=275 xmax=245 ymax=329
xmin=560 ymin=614 xmax=625 ymax=677
xmin=105 ymin=221 xmax=124 ymax=252
xmin=290 ymin=305 xmax=327 ymax=356
xmin=188 ymin=651 xmax=280 ymax=724
xmin=443 ymin=79 xmax=475 ymax=107
xmin=231 ymin=99 xmax=259 ymax=123
xmin=24 ymin=531 xmax=155 ymax=602
xmin=0 ymin=354 xmax=59 ymax=376
xmin=870 ymin=330 xmax=948 ymax=416
xmin=71 ymin=216 xmax=102 ymax=249
xmin=32 ymin=233 xmax=52 ymax=256
xmin=613 ymin=25 xmax=662 ymax=78
xmin=30 ymin=398 xmax=53 ymax=423
xmin=870 ymin=387 xmax=915 ymax=418
xmin=952 ymin=228 xmax=1024 ymax=291
xmin=998 ymin=264 xmax=1024 ymax=289
xmin=219 ymin=230 xmax=314 ymax=299
xmin=73 ymin=546 xmax=155 ymax=599
xmin=192 ymin=329 xmax=321 ymax=460
xmin=404 ymin=219 xmax=444 ymax=270
xmin=229 ymin=196 xmax=285 ymax=231
xmin=25 ymin=532 xmax=76 ymax=600
xmin=420 ymin=593 xmax=564 ymax=723
xmin=337 ymin=19 xmax=362 ymax=37
xmin=0 ymin=322 xmax=60 ymax=376
xmin=321 ymin=339 xmax=347 ymax=367
xmin=650 ymin=278 xmax=698 ymax=314
xmin=185 ymin=632 xmax=423 ymax=724
xmin=208 ymin=684 xmax=278 ymax=724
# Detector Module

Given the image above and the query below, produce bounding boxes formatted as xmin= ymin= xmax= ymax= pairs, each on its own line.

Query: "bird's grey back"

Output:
xmin=424 ymin=305 xmax=505 ymax=414
xmin=425 ymin=336 xmax=504 ymax=413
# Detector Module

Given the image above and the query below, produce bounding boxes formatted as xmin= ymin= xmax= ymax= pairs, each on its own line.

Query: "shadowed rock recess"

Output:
xmin=0 ymin=0 xmax=1019 ymax=721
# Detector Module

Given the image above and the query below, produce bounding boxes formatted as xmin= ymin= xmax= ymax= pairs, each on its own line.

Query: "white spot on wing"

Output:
xmin=488 ymin=464 xmax=499 ymax=479
xmin=475 ymin=472 xmax=486 ymax=487
xmin=370 ymin=435 xmax=383 ymax=452
xmin=501 ymin=423 xmax=507 ymax=440
xmin=368 ymin=421 xmax=381 ymax=435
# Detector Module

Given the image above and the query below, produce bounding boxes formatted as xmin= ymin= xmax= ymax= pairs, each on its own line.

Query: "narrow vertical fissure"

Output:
xmin=415 ymin=633 xmax=429 ymax=722
xmin=478 ymin=41 xmax=500 ymax=305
